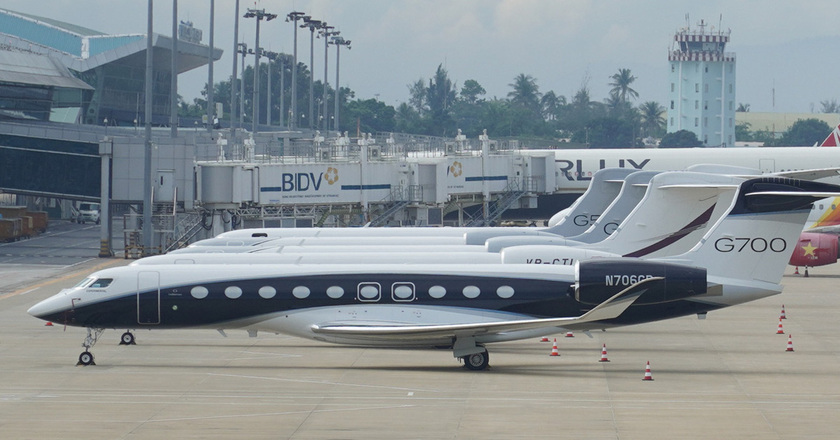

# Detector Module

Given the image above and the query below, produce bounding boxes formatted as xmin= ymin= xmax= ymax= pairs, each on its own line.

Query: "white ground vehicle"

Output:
xmin=75 ymin=202 xmax=100 ymax=224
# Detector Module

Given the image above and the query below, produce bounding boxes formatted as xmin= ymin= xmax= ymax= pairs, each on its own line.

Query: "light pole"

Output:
xmin=237 ymin=43 xmax=247 ymax=129
xmin=330 ymin=36 xmax=351 ymax=132
xmin=244 ymin=8 xmax=277 ymax=134
xmin=170 ymin=0 xmax=178 ymax=137
xmin=302 ymin=17 xmax=322 ymax=129
xmin=320 ymin=25 xmax=338 ymax=132
xmin=286 ymin=11 xmax=307 ymax=130
xmin=229 ymin=0 xmax=239 ymax=138
xmin=205 ymin=0 xmax=215 ymax=132
xmin=264 ymin=50 xmax=279 ymax=127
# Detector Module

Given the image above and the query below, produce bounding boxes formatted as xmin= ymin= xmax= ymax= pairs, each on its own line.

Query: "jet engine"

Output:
xmin=788 ymin=232 xmax=839 ymax=268
xmin=574 ymin=259 xmax=706 ymax=306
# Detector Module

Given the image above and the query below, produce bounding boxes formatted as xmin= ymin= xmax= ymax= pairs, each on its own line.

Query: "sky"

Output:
xmin=4 ymin=0 xmax=840 ymax=114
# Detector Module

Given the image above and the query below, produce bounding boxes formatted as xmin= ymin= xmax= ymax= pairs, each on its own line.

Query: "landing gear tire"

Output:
xmin=78 ymin=351 xmax=95 ymax=366
xmin=119 ymin=331 xmax=136 ymax=345
xmin=462 ymin=350 xmax=490 ymax=371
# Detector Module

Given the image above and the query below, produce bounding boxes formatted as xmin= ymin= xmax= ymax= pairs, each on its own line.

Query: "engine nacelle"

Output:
xmin=463 ymin=229 xmax=555 ymax=245
xmin=789 ymin=232 xmax=839 ymax=267
xmin=485 ymin=236 xmax=584 ymax=253
xmin=575 ymin=259 xmax=707 ymax=306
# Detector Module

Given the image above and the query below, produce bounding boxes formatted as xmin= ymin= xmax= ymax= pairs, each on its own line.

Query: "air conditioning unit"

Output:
xmin=445 ymin=143 xmax=457 ymax=155
xmin=318 ymin=148 xmax=331 ymax=161
xmin=368 ymin=146 xmax=381 ymax=159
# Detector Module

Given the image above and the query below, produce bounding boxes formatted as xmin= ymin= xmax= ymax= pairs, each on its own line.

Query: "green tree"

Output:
xmin=343 ymin=98 xmax=396 ymax=134
xmin=608 ymin=68 xmax=639 ymax=103
xmin=394 ymin=102 xmax=424 ymax=134
xmin=425 ymin=64 xmax=457 ymax=136
xmin=571 ymin=117 xmax=636 ymax=148
xmin=660 ymin=130 xmax=702 ymax=148
xmin=460 ymin=79 xmax=486 ymax=104
xmin=540 ymin=90 xmax=564 ymax=121
xmin=736 ymin=102 xmax=750 ymax=112
xmin=778 ymin=118 xmax=832 ymax=146
xmin=508 ymin=73 xmax=541 ymax=116
xmin=735 ymin=122 xmax=753 ymax=142
xmin=820 ymin=99 xmax=840 ymax=113
xmin=408 ymin=78 xmax=426 ymax=114
xmin=638 ymin=101 xmax=666 ymax=137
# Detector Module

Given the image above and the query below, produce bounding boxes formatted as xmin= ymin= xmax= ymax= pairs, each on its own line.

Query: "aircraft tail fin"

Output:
xmin=819 ymin=124 xmax=840 ymax=147
xmin=660 ymin=177 xmax=840 ymax=284
xmin=545 ymin=168 xmax=635 ymax=235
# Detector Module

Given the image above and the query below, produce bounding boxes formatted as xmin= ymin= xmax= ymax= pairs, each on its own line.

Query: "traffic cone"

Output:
xmin=642 ymin=361 xmax=653 ymax=381
xmin=565 ymin=331 xmax=574 ymax=338
xmin=550 ymin=339 xmax=560 ymax=356
xmin=794 ymin=266 xmax=800 ymax=275
xmin=780 ymin=305 xmax=787 ymax=319
xmin=776 ymin=319 xmax=785 ymax=334
xmin=786 ymin=334 xmax=794 ymax=352
xmin=44 ymin=321 xmax=53 ymax=326
xmin=540 ymin=337 xmax=550 ymax=342
xmin=598 ymin=344 xmax=610 ymax=362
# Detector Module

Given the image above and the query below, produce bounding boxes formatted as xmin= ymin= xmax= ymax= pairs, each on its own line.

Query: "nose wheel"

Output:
xmin=119 ymin=331 xmax=136 ymax=345
xmin=77 ymin=328 xmax=104 ymax=366
xmin=78 ymin=351 xmax=95 ymax=366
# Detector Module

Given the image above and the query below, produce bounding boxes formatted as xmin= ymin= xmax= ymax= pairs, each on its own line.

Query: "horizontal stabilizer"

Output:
xmin=310 ymin=276 xmax=660 ymax=340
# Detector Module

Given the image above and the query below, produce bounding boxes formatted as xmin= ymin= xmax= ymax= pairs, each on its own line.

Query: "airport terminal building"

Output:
xmin=0 ymin=8 xmax=221 ymax=126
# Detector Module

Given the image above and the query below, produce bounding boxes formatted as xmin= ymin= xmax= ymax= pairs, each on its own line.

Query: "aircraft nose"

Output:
xmin=28 ymin=291 xmax=73 ymax=321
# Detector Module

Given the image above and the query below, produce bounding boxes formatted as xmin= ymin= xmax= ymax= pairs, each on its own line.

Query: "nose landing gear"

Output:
xmin=77 ymin=328 xmax=104 ymax=366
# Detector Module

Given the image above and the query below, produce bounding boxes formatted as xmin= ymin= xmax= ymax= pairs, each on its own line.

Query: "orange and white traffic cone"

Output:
xmin=776 ymin=319 xmax=785 ymax=334
xmin=44 ymin=321 xmax=53 ymax=326
xmin=598 ymin=344 xmax=610 ymax=362
xmin=794 ymin=266 xmax=800 ymax=275
xmin=565 ymin=331 xmax=574 ymax=338
xmin=780 ymin=304 xmax=787 ymax=320
xmin=550 ymin=339 xmax=560 ymax=356
xmin=642 ymin=361 xmax=653 ymax=381
xmin=540 ymin=337 xmax=550 ymax=342
xmin=786 ymin=334 xmax=794 ymax=352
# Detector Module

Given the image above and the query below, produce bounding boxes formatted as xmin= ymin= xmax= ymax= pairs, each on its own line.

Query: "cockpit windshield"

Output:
xmin=89 ymin=278 xmax=113 ymax=288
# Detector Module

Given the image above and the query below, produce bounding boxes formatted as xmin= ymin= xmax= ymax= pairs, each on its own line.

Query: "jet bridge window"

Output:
xmin=88 ymin=278 xmax=113 ymax=288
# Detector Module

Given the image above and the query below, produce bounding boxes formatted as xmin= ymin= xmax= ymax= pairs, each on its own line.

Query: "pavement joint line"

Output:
xmin=207 ymin=372 xmax=439 ymax=393
xmin=148 ymin=404 xmax=417 ymax=423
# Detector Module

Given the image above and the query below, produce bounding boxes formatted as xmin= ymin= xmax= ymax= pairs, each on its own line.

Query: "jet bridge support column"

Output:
xmin=98 ymin=137 xmax=113 ymax=257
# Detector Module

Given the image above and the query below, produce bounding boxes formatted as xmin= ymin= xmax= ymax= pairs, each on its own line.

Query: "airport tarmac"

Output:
xmin=1 ymin=234 xmax=840 ymax=439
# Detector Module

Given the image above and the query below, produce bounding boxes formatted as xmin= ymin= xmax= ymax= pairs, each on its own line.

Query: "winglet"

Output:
xmin=819 ymin=124 xmax=840 ymax=147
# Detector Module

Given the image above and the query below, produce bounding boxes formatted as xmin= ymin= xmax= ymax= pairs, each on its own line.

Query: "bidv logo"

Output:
xmin=448 ymin=161 xmax=463 ymax=177
xmin=277 ymin=167 xmax=339 ymax=192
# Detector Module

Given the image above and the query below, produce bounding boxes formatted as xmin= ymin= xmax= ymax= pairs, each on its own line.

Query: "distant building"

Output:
xmin=667 ymin=20 xmax=736 ymax=147
xmin=0 ymin=8 xmax=221 ymax=126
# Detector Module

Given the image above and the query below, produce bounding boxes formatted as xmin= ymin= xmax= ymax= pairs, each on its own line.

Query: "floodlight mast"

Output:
xmin=330 ymin=36 xmax=351 ymax=132
xmin=320 ymin=26 xmax=338 ymax=132
xmin=302 ymin=17 xmax=323 ymax=129
xmin=244 ymin=8 xmax=277 ymax=134
xmin=286 ymin=11 xmax=307 ymax=130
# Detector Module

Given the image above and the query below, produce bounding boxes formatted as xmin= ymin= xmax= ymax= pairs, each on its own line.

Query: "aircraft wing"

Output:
xmin=310 ymin=276 xmax=660 ymax=340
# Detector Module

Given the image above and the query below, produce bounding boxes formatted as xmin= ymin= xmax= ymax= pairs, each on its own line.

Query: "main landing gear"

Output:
xmin=461 ymin=349 xmax=490 ymax=371
xmin=78 ymin=328 xmax=104 ymax=366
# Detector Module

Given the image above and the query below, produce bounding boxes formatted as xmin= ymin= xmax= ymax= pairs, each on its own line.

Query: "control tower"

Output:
xmin=667 ymin=19 xmax=735 ymax=147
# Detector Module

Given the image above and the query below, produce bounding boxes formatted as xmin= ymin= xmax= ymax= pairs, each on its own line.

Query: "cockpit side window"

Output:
xmin=74 ymin=277 xmax=95 ymax=288
xmin=89 ymin=278 xmax=113 ymax=288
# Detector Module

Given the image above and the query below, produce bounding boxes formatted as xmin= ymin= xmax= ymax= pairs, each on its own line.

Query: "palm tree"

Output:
xmin=638 ymin=101 xmax=666 ymax=137
xmin=540 ymin=90 xmax=565 ymax=121
xmin=608 ymin=68 xmax=639 ymax=103
xmin=508 ymin=73 xmax=541 ymax=116
xmin=736 ymin=102 xmax=750 ymax=112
